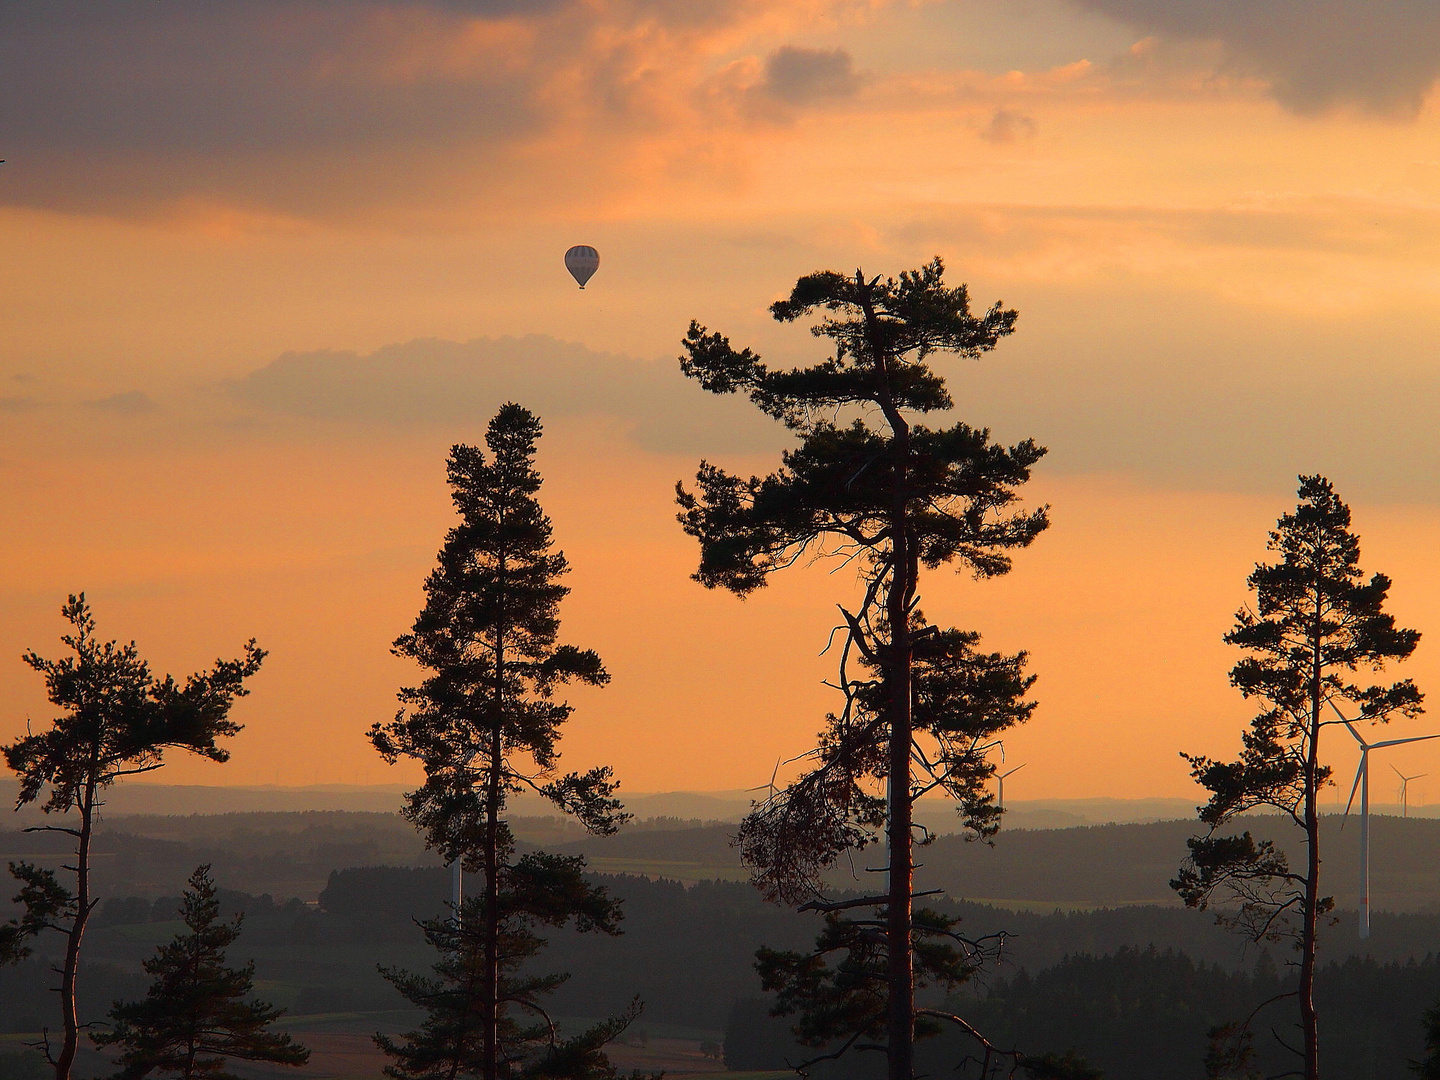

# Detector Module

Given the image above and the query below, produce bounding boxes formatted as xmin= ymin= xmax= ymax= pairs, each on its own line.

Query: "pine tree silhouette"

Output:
xmin=676 ymin=260 xmax=1064 ymax=1079
xmin=1174 ymin=475 xmax=1424 ymax=1080
xmin=0 ymin=597 xmax=264 ymax=1080
xmin=372 ymin=403 xmax=643 ymax=1080
xmin=93 ymin=865 xmax=307 ymax=1080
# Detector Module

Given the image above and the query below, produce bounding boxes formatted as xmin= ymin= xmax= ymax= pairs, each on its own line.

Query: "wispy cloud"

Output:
xmin=89 ymin=391 xmax=159 ymax=416
xmin=220 ymin=316 xmax=1440 ymax=503
xmin=1066 ymin=0 xmax=1440 ymax=115
xmin=228 ymin=335 xmax=782 ymax=456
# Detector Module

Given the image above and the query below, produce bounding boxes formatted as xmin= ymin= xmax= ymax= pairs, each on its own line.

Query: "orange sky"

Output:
xmin=3 ymin=0 xmax=1440 ymax=802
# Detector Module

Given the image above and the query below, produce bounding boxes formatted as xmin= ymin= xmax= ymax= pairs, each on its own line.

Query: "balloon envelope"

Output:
xmin=564 ymin=245 xmax=599 ymax=289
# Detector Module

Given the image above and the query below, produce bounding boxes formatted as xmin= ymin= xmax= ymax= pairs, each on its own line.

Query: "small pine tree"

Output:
xmin=1015 ymin=1052 xmax=1104 ymax=1080
xmin=1413 ymin=1002 xmax=1440 ymax=1079
xmin=92 ymin=865 xmax=307 ymax=1080
xmin=1205 ymin=1022 xmax=1260 ymax=1080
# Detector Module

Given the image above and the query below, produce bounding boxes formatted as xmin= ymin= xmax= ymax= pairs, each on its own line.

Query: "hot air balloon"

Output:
xmin=564 ymin=245 xmax=599 ymax=289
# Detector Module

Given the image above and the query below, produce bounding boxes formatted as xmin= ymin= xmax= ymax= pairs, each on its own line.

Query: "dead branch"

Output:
xmin=798 ymin=889 xmax=942 ymax=913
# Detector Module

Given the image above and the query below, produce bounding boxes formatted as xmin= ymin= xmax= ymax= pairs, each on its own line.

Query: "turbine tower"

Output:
xmin=1336 ymin=704 xmax=1440 ymax=939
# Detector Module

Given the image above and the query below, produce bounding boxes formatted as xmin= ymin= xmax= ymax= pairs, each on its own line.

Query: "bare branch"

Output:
xmin=797 ymin=889 xmax=942 ymax=913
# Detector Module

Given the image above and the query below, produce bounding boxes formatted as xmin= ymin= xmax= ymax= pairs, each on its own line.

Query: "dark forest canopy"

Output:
xmin=8 ymin=865 xmax=1440 ymax=1032
xmin=725 ymin=949 xmax=1440 ymax=1080
xmin=3 ymin=870 xmax=1438 ymax=1079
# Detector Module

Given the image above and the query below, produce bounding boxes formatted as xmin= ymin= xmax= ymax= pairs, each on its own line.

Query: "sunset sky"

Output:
xmin=4 ymin=0 xmax=1440 ymax=804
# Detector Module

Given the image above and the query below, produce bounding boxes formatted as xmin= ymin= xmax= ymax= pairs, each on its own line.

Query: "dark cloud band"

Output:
xmin=1068 ymin=0 xmax=1440 ymax=114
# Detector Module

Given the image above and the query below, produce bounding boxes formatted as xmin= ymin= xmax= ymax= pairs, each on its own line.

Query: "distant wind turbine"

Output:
xmin=997 ymin=763 xmax=1025 ymax=811
xmin=1391 ymin=763 xmax=1426 ymax=819
xmin=1336 ymin=703 xmax=1440 ymax=939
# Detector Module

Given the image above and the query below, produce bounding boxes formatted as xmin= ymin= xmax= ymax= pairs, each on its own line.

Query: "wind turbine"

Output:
xmin=453 ymin=860 xmax=463 ymax=925
xmin=1336 ymin=703 xmax=1440 ymax=939
xmin=997 ymin=763 xmax=1026 ymax=811
xmin=1391 ymin=764 xmax=1426 ymax=818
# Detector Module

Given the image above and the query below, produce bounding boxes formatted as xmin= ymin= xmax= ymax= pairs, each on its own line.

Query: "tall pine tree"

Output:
xmin=1173 ymin=475 xmax=1424 ymax=1080
xmin=0 ymin=597 xmax=265 ymax=1080
xmin=676 ymin=260 xmax=1050 ymax=1080
xmin=92 ymin=865 xmax=307 ymax=1080
xmin=371 ymin=403 xmax=637 ymax=1080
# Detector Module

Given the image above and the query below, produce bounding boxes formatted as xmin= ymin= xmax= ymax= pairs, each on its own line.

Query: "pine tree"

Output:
xmin=1173 ymin=475 xmax=1424 ymax=1080
xmin=1412 ymin=1000 xmax=1440 ymax=1079
xmin=676 ymin=260 xmax=1050 ymax=1080
xmin=376 ymin=857 xmax=640 ymax=1080
xmin=371 ymin=403 xmax=638 ymax=1080
xmin=0 ymin=597 xmax=265 ymax=1080
xmin=92 ymin=865 xmax=307 ymax=1080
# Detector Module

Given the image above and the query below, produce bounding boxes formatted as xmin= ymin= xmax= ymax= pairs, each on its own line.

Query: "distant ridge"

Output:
xmin=0 ymin=778 xmax=413 ymax=820
xmin=0 ymin=779 xmax=1429 ymax=826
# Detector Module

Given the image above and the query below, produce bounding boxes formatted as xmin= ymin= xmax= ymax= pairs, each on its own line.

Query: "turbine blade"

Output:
xmin=1371 ymin=733 xmax=1440 ymax=749
xmin=1343 ymin=755 xmax=1365 ymax=820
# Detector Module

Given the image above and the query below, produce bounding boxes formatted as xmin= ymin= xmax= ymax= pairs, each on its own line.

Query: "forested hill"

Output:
xmin=726 ymin=950 xmax=1440 ymax=1080
xmin=12 ymin=867 xmax=1440 ymax=1040
xmin=314 ymin=867 xmax=1440 ymax=976
xmin=4 ymin=810 xmax=1438 ymax=910
xmin=551 ymin=814 xmax=1440 ymax=911
xmin=5 ymin=838 xmax=1440 ymax=1079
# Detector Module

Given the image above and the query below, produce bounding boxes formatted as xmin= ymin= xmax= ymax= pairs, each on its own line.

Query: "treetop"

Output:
xmin=682 ymin=258 xmax=1018 ymax=431
xmin=1225 ymin=474 xmax=1423 ymax=726
xmin=5 ymin=594 xmax=265 ymax=814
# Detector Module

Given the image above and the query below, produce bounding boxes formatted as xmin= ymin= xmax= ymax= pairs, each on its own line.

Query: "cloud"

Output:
xmin=979 ymin=108 xmax=1037 ymax=144
xmin=228 ymin=335 xmax=782 ymax=456
xmin=0 ymin=0 xmax=868 ymax=219
xmin=219 ymin=303 xmax=1440 ymax=505
xmin=977 ymin=355 xmax=1440 ymax=503
xmin=760 ymin=46 xmax=862 ymax=104
xmin=89 ymin=391 xmax=159 ymax=416
xmin=1066 ymin=0 xmax=1440 ymax=115
xmin=0 ymin=0 xmax=550 ymax=215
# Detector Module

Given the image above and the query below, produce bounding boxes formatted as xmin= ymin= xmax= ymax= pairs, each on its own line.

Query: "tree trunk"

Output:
xmin=1299 ymin=618 xmax=1323 ymax=1080
xmin=884 ymin=503 xmax=915 ymax=1080
xmin=865 ymin=279 xmax=915 ymax=1080
xmin=483 ymin=734 xmax=502 ymax=1080
xmin=884 ymin=607 xmax=914 ymax=1080
xmin=1300 ymin=738 xmax=1320 ymax=1080
xmin=55 ymin=781 xmax=95 ymax=1080
xmin=483 ymin=550 xmax=507 ymax=1080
